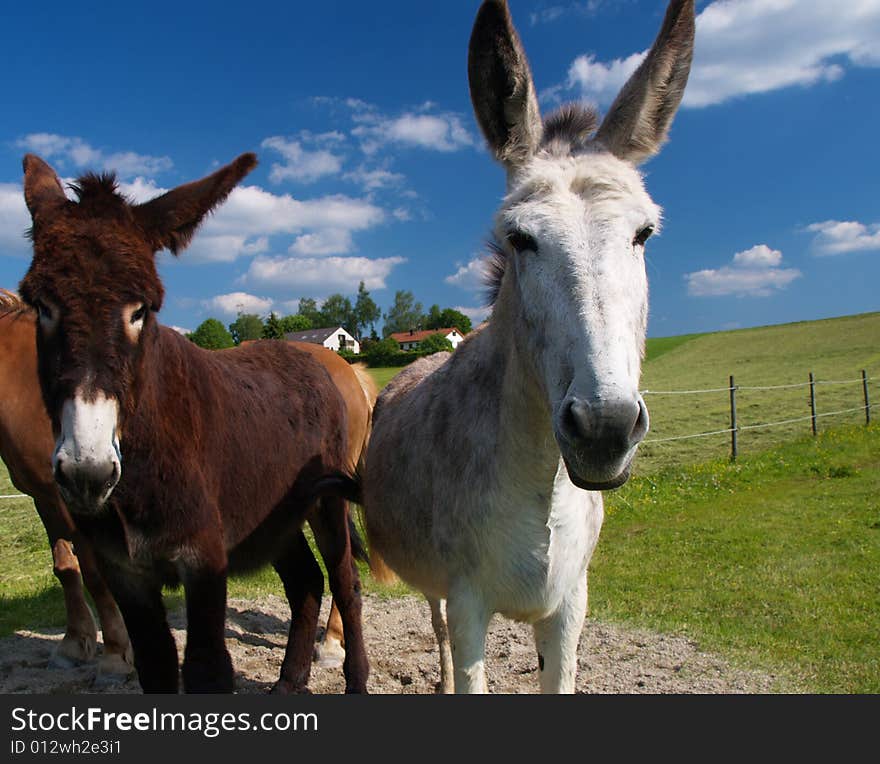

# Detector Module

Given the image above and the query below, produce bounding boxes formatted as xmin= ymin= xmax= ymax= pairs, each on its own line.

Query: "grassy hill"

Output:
xmin=636 ymin=312 xmax=880 ymax=473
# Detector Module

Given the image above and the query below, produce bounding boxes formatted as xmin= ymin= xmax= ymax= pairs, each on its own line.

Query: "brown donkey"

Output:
xmin=18 ymin=152 xmax=370 ymax=693
xmin=0 ymin=291 xmax=132 ymax=678
xmin=0 ymin=290 xmax=373 ymax=681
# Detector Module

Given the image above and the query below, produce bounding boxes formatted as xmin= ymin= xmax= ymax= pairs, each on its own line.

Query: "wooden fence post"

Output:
xmin=809 ymin=372 xmax=817 ymax=436
xmin=864 ymin=370 xmax=871 ymax=426
xmin=729 ymin=375 xmax=738 ymax=462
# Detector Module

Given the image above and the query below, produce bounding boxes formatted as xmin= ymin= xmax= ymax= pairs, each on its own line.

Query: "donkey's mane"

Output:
xmin=541 ymin=103 xmax=600 ymax=155
xmin=69 ymin=172 xmax=133 ymax=219
xmin=483 ymin=104 xmax=602 ymax=306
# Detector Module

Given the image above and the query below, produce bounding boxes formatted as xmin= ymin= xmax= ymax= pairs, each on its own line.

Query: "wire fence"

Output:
xmin=641 ymin=370 xmax=874 ymax=461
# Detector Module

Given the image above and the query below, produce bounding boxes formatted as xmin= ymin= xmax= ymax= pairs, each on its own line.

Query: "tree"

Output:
xmin=319 ymin=293 xmax=355 ymax=334
xmin=187 ymin=318 xmax=234 ymax=350
xmin=352 ymin=281 xmax=381 ymax=340
xmin=280 ymin=314 xmax=311 ymax=334
xmin=418 ymin=332 xmax=455 ymax=355
xmin=382 ymin=290 xmax=424 ymax=337
xmin=228 ymin=312 xmax=265 ymax=345
xmin=297 ymin=297 xmax=323 ymax=328
xmin=262 ymin=312 xmax=284 ymax=340
xmin=425 ymin=305 xmax=473 ymax=335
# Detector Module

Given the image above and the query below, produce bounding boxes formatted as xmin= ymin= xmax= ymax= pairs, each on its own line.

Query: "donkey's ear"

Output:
xmin=595 ymin=0 xmax=695 ymax=165
xmin=22 ymin=154 xmax=68 ymax=221
xmin=469 ymin=0 xmax=543 ymax=169
xmin=133 ymin=153 xmax=257 ymax=255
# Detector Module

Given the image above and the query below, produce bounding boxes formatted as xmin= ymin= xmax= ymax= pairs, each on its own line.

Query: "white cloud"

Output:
xmin=686 ymin=244 xmax=802 ymax=297
xmin=261 ymin=136 xmax=344 ymax=184
xmin=343 ymin=166 xmax=405 ymax=191
xmin=559 ymin=0 xmax=880 ymax=108
xmin=179 ymin=184 xmax=386 ymax=264
xmin=445 ymin=256 xmax=490 ymax=291
xmin=805 ymin=220 xmax=880 ymax=256
xmin=351 ymin=106 xmax=475 ymax=155
xmin=243 ymin=255 xmax=405 ymax=294
xmin=288 ymin=229 xmax=354 ymax=256
xmin=117 ymin=177 xmax=167 ymax=203
xmin=731 ymin=244 xmax=783 ymax=268
xmin=454 ymin=305 xmax=492 ymax=325
xmin=0 ymin=183 xmax=30 ymax=258
xmin=169 ymin=325 xmax=192 ymax=336
xmin=202 ymin=292 xmax=274 ymax=317
xmin=16 ymin=133 xmax=173 ymax=177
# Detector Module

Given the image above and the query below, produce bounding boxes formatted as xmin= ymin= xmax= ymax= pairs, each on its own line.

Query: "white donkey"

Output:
xmin=362 ymin=0 xmax=695 ymax=693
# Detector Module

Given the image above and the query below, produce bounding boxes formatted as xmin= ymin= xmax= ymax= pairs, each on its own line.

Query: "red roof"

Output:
xmin=390 ymin=327 xmax=462 ymax=344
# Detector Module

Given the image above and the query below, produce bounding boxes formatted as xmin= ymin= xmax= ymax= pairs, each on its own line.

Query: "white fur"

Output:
xmin=53 ymin=389 xmax=121 ymax=505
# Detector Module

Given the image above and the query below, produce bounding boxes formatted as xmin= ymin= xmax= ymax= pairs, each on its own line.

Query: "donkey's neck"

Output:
xmin=468 ymin=305 xmax=563 ymax=494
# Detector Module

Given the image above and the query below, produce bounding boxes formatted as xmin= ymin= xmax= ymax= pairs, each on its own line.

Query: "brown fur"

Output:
xmin=19 ymin=154 xmax=371 ymax=694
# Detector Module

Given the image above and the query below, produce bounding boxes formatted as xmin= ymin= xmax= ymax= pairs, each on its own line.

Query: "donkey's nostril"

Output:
xmin=630 ymin=398 xmax=650 ymax=445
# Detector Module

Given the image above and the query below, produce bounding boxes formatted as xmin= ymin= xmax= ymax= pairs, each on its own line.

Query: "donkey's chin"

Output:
xmin=56 ymin=481 xmax=116 ymax=517
xmin=561 ymin=452 xmax=635 ymax=492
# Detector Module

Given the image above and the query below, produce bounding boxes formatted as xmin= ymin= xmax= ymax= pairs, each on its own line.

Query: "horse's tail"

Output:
xmin=351 ymin=363 xmax=378 ymax=470
xmin=315 ymin=469 xmax=397 ymax=584
xmin=347 ymin=364 xmax=398 ymax=585
xmin=365 ymin=546 xmax=397 ymax=585
xmin=348 ymin=513 xmax=370 ymax=567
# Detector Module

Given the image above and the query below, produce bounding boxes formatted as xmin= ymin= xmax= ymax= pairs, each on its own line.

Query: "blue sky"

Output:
xmin=1 ymin=0 xmax=878 ymax=337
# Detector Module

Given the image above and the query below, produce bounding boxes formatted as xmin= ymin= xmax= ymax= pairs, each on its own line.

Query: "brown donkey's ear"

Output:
xmin=468 ymin=0 xmax=543 ymax=170
xmin=595 ymin=0 xmax=695 ymax=165
xmin=133 ymin=153 xmax=257 ymax=255
xmin=22 ymin=154 xmax=68 ymax=221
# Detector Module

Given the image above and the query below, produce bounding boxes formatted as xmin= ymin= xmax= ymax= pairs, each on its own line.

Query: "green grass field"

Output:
xmin=1 ymin=312 xmax=879 ymax=691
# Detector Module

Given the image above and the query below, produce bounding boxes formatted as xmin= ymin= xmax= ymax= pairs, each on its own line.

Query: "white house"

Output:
xmin=390 ymin=327 xmax=465 ymax=352
xmin=285 ymin=326 xmax=360 ymax=354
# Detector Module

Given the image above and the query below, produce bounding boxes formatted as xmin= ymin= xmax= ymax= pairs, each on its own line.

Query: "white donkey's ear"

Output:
xmin=468 ymin=0 xmax=543 ymax=169
xmin=596 ymin=0 xmax=695 ymax=165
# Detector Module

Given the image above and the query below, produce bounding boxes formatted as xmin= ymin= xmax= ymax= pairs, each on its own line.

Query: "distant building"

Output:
xmin=285 ymin=326 xmax=360 ymax=354
xmin=390 ymin=327 xmax=465 ymax=352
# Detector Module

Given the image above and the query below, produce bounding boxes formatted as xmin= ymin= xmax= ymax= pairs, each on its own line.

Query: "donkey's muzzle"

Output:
xmin=557 ymin=395 xmax=649 ymax=490
xmin=54 ymin=457 xmax=120 ymax=514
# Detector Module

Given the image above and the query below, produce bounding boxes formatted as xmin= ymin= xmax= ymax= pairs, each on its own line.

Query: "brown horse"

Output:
xmin=18 ymin=152 xmax=371 ymax=693
xmin=0 ymin=291 xmax=132 ymax=678
xmin=0 ymin=290 xmax=372 ymax=680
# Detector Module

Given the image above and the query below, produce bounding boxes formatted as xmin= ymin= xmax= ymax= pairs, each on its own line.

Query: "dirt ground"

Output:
xmin=0 ymin=593 xmax=783 ymax=694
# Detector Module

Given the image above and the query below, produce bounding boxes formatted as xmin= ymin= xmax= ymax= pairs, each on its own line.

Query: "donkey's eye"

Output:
xmin=130 ymin=305 xmax=147 ymax=324
xmin=633 ymin=225 xmax=655 ymax=248
xmin=508 ymin=231 xmax=538 ymax=254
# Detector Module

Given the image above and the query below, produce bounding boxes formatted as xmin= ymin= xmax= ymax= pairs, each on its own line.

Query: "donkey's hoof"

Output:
xmin=50 ymin=633 xmax=97 ymax=668
xmin=313 ymin=638 xmax=345 ymax=669
xmin=95 ymin=648 xmax=136 ymax=684
xmin=270 ymin=680 xmax=312 ymax=695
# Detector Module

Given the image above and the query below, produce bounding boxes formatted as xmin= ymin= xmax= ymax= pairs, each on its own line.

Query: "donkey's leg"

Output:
xmin=31 ymin=498 xmax=97 ymax=667
xmin=313 ymin=598 xmax=346 ymax=669
xmin=49 ymin=537 xmax=98 ymax=667
xmin=532 ymin=574 xmax=588 ymax=694
xmin=99 ymin=559 xmax=179 ymax=693
xmin=271 ymin=530 xmax=324 ymax=694
xmin=178 ymin=531 xmax=233 ymax=694
xmin=309 ymin=498 xmax=368 ymax=693
xmin=427 ymin=597 xmax=454 ymax=694
xmin=446 ymin=586 xmax=491 ymax=694
xmin=71 ymin=530 xmax=133 ymax=681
